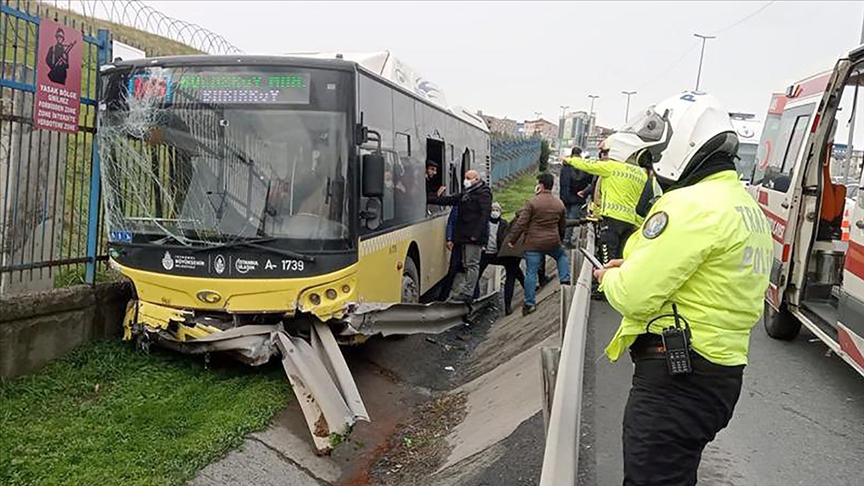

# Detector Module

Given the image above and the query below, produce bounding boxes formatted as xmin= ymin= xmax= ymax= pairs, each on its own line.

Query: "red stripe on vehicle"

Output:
xmin=766 ymin=284 xmax=780 ymax=308
xmin=760 ymin=208 xmax=788 ymax=243
xmin=845 ymin=241 xmax=864 ymax=280
xmin=838 ymin=327 xmax=864 ymax=370
xmin=768 ymin=93 xmax=788 ymax=115
xmin=810 ymin=113 xmax=822 ymax=133
xmin=793 ymin=72 xmax=831 ymax=99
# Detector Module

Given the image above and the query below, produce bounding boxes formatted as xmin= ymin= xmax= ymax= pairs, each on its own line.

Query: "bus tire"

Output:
xmin=401 ymin=257 xmax=420 ymax=304
xmin=764 ymin=301 xmax=801 ymax=340
xmin=384 ymin=258 xmax=419 ymax=341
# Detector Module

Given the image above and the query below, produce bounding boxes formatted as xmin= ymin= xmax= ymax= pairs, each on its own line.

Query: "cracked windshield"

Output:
xmin=100 ymin=66 xmax=350 ymax=248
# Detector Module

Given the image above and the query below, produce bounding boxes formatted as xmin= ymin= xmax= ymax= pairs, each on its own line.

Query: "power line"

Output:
xmin=634 ymin=1 xmax=776 ymax=93
xmin=635 ymin=42 xmax=700 ymax=92
xmin=709 ymin=1 xmax=777 ymax=36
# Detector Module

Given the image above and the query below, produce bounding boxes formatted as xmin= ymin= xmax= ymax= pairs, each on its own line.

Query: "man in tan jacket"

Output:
xmin=508 ymin=172 xmax=571 ymax=315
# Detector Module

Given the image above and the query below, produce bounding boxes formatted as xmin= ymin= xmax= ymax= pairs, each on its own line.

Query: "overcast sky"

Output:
xmin=136 ymin=1 xmax=862 ymax=129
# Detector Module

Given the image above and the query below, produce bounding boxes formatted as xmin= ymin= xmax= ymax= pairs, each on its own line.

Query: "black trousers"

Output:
xmin=472 ymin=254 xmax=525 ymax=311
xmin=623 ymin=352 xmax=744 ymax=486
xmin=599 ymin=217 xmax=636 ymax=264
xmin=438 ymin=244 xmax=464 ymax=301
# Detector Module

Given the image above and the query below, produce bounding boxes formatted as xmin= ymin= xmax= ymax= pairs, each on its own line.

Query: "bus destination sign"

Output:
xmin=129 ymin=71 xmax=311 ymax=105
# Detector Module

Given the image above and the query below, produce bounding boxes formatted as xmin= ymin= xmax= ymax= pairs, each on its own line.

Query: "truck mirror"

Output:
xmin=362 ymin=153 xmax=385 ymax=198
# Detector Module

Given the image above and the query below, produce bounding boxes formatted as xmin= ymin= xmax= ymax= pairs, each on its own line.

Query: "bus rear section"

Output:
xmin=751 ymin=46 xmax=864 ymax=378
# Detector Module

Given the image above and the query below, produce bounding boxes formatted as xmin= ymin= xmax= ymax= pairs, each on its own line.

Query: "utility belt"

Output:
xmin=630 ymin=304 xmax=694 ymax=375
xmin=630 ymin=315 xmax=746 ymax=376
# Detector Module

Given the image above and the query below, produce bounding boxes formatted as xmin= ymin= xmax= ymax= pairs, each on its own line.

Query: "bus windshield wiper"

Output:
xmin=193 ymin=237 xmax=316 ymax=262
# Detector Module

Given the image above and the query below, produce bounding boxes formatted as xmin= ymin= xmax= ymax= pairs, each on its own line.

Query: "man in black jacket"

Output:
xmin=428 ymin=169 xmax=492 ymax=303
xmin=560 ymin=147 xmax=591 ymax=247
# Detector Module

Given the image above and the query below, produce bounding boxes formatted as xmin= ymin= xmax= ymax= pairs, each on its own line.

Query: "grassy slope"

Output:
xmin=494 ymin=172 xmax=540 ymax=221
xmin=0 ymin=340 xmax=290 ymax=486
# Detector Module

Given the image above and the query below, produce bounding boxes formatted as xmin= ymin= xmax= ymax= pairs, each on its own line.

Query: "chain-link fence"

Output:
xmin=490 ymin=138 xmax=542 ymax=184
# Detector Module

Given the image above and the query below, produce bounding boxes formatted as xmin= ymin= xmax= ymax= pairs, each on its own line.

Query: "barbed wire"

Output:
xmin=64 ymin=0 xmax=243 ymax=55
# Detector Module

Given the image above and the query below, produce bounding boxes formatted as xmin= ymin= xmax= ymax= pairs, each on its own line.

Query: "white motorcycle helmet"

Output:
xmin=605 ymin=91 xmax=738 ymax=183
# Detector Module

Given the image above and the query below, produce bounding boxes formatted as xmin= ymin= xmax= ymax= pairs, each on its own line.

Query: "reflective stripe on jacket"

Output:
xmin=565 ymin=157 xmax=647 ymax=226
xmin=599 ymin=171 xmax=773 ymax=366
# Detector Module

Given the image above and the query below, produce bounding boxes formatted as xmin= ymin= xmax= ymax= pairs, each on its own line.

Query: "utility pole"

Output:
xmin=559 ymin=105 xmax=569 ymax=156
xmin=621 ymin=91 xmax=636 ymax=123
xmin=533 ymin=111 xmax=542 ymax=139
xmin=588 ymin=95 xmax=599 ymax=152
xmin=694 ymin=33 xmax=716 ymax=91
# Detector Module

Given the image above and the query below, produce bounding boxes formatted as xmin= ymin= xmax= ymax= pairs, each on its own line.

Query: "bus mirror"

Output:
xmin=362 ymin=153 xmax=385 ymax=197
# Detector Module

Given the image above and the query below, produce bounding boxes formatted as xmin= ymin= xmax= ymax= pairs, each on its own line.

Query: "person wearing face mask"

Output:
xmin=507 ymin=173 xmax=571 ymax=315
xmin=470 ymin=202 xmax=526 ymax=315
xmin=428 ymin=170 xmax=493 ymax=303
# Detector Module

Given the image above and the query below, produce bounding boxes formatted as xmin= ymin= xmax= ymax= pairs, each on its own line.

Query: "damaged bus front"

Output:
xmin=100 ymin=58 xmax=361 ymax=352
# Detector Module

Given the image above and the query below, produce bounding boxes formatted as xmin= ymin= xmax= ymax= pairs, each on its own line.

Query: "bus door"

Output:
xmin=751 ymin=81 xmax=826 ymax=309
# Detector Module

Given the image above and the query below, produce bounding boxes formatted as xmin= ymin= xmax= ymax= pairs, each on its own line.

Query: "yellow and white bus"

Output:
xmin=98 ymin=53 xmax=490 ymax=353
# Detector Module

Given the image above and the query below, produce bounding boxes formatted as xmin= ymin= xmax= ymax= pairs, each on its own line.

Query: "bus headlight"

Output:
xmin=325 ymin=289 xmax=338 ymax=300
xmin=309 ymin=293 xmax=321 ymax=306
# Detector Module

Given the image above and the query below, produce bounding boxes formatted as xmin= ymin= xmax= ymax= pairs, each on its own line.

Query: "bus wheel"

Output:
xmin=764 ymin=301 xmax=801 ymax=340
xmin=401 ymin=258 xmax=420 ymax=304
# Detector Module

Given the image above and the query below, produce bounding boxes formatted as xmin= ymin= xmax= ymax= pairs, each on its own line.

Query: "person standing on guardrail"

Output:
xmin=560 ymin=147 xmax=592 ymax=248
xmin=561 ymin=139 xmax=647 ymax=266
xmin=429 ymin=170 xmax=492 ymax=304
xmin=507 ymin=173 xmax=570 ymax=316
xmin=592 ymin=92 xmax=773 ymax=486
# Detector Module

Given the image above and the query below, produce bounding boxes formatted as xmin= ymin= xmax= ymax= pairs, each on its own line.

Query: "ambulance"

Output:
xmin=729 ymin=112 xmax=763 ymax=185
xmin=750 ymin=45 xmax=864 ymax=378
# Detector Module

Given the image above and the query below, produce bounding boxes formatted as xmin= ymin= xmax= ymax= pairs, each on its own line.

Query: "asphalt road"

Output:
xmin=580 ymin=301 xmax=864 ymax=486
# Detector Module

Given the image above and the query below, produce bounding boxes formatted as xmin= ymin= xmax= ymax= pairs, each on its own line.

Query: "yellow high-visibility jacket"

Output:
xmin=565 ymin=157 xmax=647 ymax=226
xmin=599 ymin=170 xmax=773 ymax=366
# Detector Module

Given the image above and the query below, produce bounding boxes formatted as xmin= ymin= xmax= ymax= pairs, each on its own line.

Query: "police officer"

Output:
xmin=562 ymin=137 xmax=648 ymax=265
xmin=592 ymin=92 xmax=773 ymax=486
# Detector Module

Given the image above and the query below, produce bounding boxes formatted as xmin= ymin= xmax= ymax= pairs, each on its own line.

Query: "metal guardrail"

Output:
xmin=539 ymin=225 xmax=594 ymax=486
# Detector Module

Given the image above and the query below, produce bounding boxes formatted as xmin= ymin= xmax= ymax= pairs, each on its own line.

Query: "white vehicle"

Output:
xmin=749 ymin=45 xmax=864 ymax=378
xmin=729 ymin=112 xmax=763 ymax=185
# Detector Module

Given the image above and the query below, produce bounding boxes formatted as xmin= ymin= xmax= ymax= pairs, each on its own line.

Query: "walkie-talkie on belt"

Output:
xmin=661 ymin=303 xmax=692 ymax=375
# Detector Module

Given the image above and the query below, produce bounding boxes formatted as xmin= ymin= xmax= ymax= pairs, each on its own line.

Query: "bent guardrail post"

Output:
xmin=539 ymin=226 xmax=594 ymax=486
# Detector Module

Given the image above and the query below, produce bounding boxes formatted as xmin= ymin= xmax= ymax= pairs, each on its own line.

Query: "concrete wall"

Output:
xmin=0 ymin=282 xmax=131 ymax=379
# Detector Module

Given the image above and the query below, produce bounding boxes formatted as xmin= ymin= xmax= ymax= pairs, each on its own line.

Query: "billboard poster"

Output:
xmin=34 ymin=18 xmax=82 ymax=134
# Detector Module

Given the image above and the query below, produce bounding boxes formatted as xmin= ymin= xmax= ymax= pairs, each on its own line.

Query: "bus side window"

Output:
xmin=449 ymin=162 xmax=459 ymax=195
xmin=382 ymin=151 xmax=396 ymax=222
xmin=461 ymin=148 xmax=470 ymax=182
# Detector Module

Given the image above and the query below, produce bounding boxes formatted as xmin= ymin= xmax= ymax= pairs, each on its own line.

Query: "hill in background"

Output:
xmin=30 ymin=1 xmax=204 ymax=56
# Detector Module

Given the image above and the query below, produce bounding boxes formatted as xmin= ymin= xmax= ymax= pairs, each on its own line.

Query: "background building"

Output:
xmin=477 ymin=111 xmax=519 ymax=137
xmin=584 ymin=125 xmax=616 ymax=158
xmin=523 ymin=118 xmax=559 ymax=146
xmin=558 ymin=111 xmax=595 ymax=156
